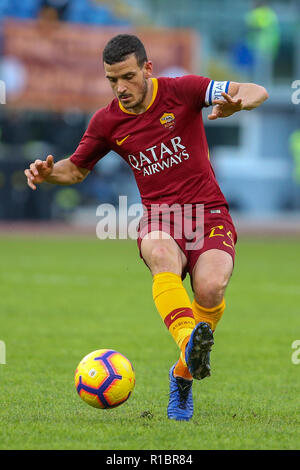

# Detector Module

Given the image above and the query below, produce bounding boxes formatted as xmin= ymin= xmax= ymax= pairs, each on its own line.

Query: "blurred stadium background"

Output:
xmin=0 ymin=0 xmax=299 ymax=232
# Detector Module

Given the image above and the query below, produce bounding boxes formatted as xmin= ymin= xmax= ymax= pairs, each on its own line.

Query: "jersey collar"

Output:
xmin=118 ymin=78 xmax=158 ymax=115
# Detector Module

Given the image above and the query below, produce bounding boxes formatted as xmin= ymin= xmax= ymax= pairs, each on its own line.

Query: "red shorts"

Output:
xmin=137 ymin=204 xmax=237 ymax=280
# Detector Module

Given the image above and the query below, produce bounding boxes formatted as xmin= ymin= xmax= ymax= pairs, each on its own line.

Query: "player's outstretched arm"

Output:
xmin=24 ymin=155 xmax=90 ymax=190
xmin=208 ymin=82 xmax=269 ymax=120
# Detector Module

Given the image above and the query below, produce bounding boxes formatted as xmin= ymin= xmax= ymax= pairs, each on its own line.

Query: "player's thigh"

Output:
xmin=140 ymin=231 xmax=187 ymax=276
xmin=192 ymin=249 xmax=234 ymax=304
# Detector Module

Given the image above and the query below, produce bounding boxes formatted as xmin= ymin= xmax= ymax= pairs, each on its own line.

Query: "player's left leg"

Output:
xmin=192 ymin=248 xmax=233 ymax=327
xmin=185 ymin=249 xmax=234 ymax=379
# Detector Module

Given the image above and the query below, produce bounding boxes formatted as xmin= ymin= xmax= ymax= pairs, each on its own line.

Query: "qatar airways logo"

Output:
xmin=127 ymin=136 xmax=190 ymax=176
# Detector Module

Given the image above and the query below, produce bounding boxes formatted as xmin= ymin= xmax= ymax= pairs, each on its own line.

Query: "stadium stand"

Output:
xmin=0 ymin=0 xmax=131 ymax=25
xmin=0 ymin=0 xmax=42 ymax=20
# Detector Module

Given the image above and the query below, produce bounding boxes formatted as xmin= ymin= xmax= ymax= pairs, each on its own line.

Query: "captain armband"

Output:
xmin=205 ymin=80 xmax=230 ymax=106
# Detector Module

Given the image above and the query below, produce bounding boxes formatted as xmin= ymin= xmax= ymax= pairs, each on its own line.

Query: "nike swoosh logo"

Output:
xmin=170 ymin=309 xmax=188 ymax=321
xmin=116 ymin=135 xmax=130 ymax=146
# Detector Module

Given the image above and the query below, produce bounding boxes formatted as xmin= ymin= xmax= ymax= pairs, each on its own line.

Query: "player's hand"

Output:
xmin=208 ymin=92 xmax=243 ymax=120
xmin=24 ymin=155 xmax=54 ymax=190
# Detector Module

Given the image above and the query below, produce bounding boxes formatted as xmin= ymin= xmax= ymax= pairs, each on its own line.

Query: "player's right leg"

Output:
xmin=141 ymin=231 xmax=194 ymax=364
xmin=140 ymin=231 xmax=194 ymax=420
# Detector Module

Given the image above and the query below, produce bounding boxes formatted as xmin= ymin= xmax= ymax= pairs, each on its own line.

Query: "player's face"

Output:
xmin=104 ymin=54 xmax=153 ymax=112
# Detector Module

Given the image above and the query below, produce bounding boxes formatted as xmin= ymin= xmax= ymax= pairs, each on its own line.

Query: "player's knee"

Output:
xmin=194 ymin=275 xmax=228 ymax=308
xmin=148 ymin=244 xmax=180 ymax=274
xmin=150 ymin=245 xmax=173 ymax=266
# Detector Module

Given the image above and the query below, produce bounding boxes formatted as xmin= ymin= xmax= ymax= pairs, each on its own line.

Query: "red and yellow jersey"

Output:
xmin=70 ymin=75 xmax=229 ymax=209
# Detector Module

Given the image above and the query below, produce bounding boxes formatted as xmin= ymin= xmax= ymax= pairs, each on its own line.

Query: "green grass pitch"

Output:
xmin=0 ymin=235 xmax=299 ymax=450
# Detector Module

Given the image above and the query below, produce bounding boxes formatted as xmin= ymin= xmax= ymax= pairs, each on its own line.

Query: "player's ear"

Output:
xmin=143 ymin=61 xmax=153 ymax=78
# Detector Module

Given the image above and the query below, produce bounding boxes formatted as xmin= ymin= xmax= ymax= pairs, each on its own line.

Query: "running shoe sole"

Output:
xmin=185 ymin=322 xmax=214 ymax=380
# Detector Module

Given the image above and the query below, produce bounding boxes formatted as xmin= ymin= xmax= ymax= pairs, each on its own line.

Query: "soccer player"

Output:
xmin=24 ymin=34 xmax=268 ymax=421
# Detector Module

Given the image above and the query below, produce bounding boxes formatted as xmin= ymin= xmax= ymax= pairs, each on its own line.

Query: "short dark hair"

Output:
xmin=103 ymin=34 xmax=148 ymax=67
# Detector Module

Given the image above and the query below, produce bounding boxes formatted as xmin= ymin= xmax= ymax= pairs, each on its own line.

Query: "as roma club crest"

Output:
xmin=160 ymin=112 xmax=176 ymax=130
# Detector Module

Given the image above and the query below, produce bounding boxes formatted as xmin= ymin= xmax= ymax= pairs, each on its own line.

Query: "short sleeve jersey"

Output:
xmin=70 ymin=75 xmax=230 ymax=209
